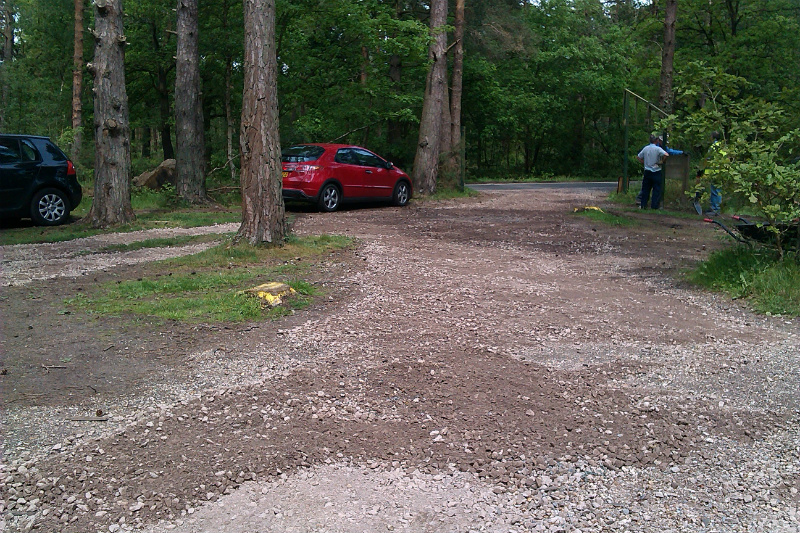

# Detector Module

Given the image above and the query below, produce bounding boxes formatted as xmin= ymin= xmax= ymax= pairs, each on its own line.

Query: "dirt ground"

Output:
xmin=1 ymin=187 xmax=799 ymax=533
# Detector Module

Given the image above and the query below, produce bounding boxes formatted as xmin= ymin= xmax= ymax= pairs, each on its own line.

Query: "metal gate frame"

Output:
xmin=622 ymin=89 xmax=668 ymax=192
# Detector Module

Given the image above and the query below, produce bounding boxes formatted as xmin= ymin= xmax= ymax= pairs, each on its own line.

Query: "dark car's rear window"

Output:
xmin=281 ymin=145 xmax=325 ymax=163
xmin=41 ymin=140 xmax=67 ymax=162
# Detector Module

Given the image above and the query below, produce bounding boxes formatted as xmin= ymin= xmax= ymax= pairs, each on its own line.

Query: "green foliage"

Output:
xmin=4 ymin=0 xmax=800 ymax=194
xmin=464 ymin=0 xmax=632 ymax=178
xmin=689 ymin=247 xmax=800 ymax=316
xmin=663 ymin=62 xmax=800 ymax=252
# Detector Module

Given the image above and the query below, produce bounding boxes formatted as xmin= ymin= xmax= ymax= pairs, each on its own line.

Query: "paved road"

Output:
xmin=468 ymin=181 xmax=618 ymax=192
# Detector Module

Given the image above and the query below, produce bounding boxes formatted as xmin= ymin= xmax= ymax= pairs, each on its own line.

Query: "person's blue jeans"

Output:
xmin=640 ymin=170 xmax=662 ymax=209
xmin=709 ymin=184 xmax=722 ymax=213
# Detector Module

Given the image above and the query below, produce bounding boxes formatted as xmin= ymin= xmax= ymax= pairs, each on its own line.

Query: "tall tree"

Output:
xmin=448 ymin=0 xmax=466 ymax=185
xmin=236 ymin=0 xmax=285 ymax=245
xmin=658 ymin=0 xmax=677 ymax=112
xmin=89 ymin=0 xmax=134 ymax=227
xmin=1 ymin=0 xmax=14 ymax=129
xmin=412 ymin=0 xmax=448 ymax=195
xmin=71 ymin=0 xmax=84 ymax=161
xmin=175 ymin=0 xmax=207 ymax=202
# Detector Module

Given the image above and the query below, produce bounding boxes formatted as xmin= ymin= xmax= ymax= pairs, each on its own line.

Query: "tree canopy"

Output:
xmin=2 ymin=0 xmax=798 ymax=181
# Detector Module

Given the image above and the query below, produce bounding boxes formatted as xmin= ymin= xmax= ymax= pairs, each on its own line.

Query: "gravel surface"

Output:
xmin=1 ymin=188 xmax=798 ymax=533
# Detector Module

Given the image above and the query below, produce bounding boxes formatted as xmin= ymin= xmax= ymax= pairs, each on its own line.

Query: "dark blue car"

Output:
xmin=0 ymin=134 xmax=82 ymax=225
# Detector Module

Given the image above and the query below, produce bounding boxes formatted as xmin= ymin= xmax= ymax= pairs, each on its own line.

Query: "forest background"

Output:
xmin=1 ymin=0 xmax=799 ymax=185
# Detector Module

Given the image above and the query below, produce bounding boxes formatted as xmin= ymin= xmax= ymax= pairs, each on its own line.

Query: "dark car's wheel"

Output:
xmin=30 ymin=188 xmax=71 ymax=226
xmin=392 ymin=181 xmax=410 ymax=207
xmin=318 ymin=183 xmax=341 ymax=212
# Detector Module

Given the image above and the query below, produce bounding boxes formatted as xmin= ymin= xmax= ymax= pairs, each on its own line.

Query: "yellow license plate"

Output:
xmin=281 ymin=171 xmax=289 ymax=178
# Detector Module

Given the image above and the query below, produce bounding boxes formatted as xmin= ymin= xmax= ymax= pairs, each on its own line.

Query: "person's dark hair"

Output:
xmin=711 ymin=131 xmax=721 ymax=141
xmin=650 ymin=134 xmax=659 ymax=144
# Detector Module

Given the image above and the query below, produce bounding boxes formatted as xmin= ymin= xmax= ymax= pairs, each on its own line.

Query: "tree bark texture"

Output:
xmin=175 ymin=0 xmax=207 ymax=203
xmin=448 ymin=0 xmax=465 ymax=179
xmin=1 ymin=2 xmax=14 ymax=130
xmin=658 ymin=0 xmax=677 ymax=112
xmin=71 ymin=0 xmax=84 ymax=162
xmin=412 ymin=0 xmax=447 ymax=196
xmin=237 ymin=0 xmax=285 ymax=245
xmin=89 ymin=0 xmax=134 ymax=227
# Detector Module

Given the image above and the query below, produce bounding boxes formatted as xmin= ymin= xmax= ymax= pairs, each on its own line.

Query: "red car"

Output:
xmin=281 ymin=143 xmax=412 ymax=212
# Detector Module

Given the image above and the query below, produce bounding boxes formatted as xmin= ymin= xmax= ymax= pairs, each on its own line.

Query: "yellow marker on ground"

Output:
xmin=240 ymin=282 xmax=296 ymax=307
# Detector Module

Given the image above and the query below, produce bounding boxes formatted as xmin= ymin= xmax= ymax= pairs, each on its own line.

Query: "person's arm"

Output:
xmin=665 ymin=147 xmax=683 ymax=155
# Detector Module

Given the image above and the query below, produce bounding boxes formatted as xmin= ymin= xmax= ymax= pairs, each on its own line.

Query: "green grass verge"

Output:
xmin=467 ymin=174 xmax=615 ymax=184
xmin=422 ymin=187 xmax=481 ymax=201
xmin=66 ymin=235 xmax=353 ymax=323
xmin=574 ymin=209 xmax=637 ymax=227
xmin=0 ymin=208 xmax=241 ymax=246
xmin=688 ymin=246 xmax=800 ymax=316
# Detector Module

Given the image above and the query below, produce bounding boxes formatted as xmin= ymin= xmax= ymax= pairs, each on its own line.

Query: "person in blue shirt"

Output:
xmin=636 ymin=136 xmax=684 ymax=208
xmin=636 ymin=135 xmax=669 ymax=209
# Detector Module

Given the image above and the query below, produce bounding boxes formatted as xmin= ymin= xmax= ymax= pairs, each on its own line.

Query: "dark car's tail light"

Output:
xmin=67 ymin=160 xmax=76 ymax=177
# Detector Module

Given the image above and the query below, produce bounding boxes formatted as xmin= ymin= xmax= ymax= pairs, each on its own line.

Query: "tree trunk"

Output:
xmin=225 ymin=57 xmax=236 ymax=182
xmin=448 ymin=0 xmax=465 ymax=184
xmin=237 ymin=0 xmax=285 ymax=245
xmin=658 ymin=0 xmax=677 ymax=112
xmin=71 ymin=0 xmax=84 ymax=162
xmin=89 ymin=0 xmax=134 ymax=227
xmin=175 ymin=0 xmax=207 ymax=203
xmin=1 ymin=2 xmax=14 ymax=130
xmin=142 ymin=126 xmax=151 ymax=157
xmin=158 ymin=67 xmax=175 ymax=160
xmin=412 ymin=0 xmax=447 ymax=196
xmin=440 ymin=75 xmax=452 ymax=161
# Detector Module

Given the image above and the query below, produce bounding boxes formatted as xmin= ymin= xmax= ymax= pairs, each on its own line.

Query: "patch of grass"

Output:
xmin=608 ymin=187 xmax=639 ymax=206
xmin=96 ymin=234 xmax=230 ymax=253
xmin=66 ymin=235 xmax=353 ymax=323
xmin=0 ymin=208 xmax=241 ymax=246
xmin=574 ymin=209 xmax=636 ymax=227
xmin=688 ymin=246 xmax=800 ymax=316
xmin=422 ymin=187 xmax=480 ymax=201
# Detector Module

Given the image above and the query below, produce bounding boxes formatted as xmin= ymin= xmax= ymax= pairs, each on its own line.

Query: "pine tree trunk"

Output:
xmin=175 ymin=0 xmax=207 ymax=203
xmin=142 ymin=126 xmax=151 ymax=157
xmin=412 ymin=0 xmax=447 ymax=196
xmin=448 ymin=0 xmax=465 ymax=182
xmin=658 ymin=0 xmax=677 ymax=112
xmin=158 ymin=67 xmax=175 ymax=160
xmin=237 ymin=0 xmax=285 ymax=246
xmin=1 ymin=3 xmax=14 ymax=130
xmin=89 ymin=0 xmax=134 ymax=227
xmin=225 ymin=57 xmax=236 ymax=182
xmin=71 ymin=0 xmax=84 ymax=162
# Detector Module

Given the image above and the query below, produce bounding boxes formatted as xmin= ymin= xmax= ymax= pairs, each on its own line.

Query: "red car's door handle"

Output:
xmin=365 ymin=170 xmax=373 ymax=174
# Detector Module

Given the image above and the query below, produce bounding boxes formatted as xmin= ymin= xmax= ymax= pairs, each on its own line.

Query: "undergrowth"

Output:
xmin=688 ymin=246 xmax=800 ymax=316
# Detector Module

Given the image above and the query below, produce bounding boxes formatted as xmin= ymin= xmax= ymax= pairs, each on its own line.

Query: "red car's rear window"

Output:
xmin=281 ymin=145 xmax=325 ymax=163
